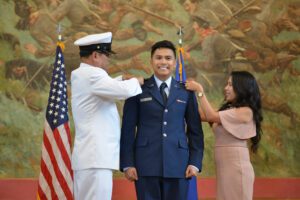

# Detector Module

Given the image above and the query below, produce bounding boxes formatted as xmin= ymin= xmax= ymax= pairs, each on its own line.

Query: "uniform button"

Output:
xmin=163 ymin=121 xmax=167 ymax=125
xmin=163 ymin=133 xmax=167 ymax=137
xmin=164 ymin=109 xmax=168 ymax=113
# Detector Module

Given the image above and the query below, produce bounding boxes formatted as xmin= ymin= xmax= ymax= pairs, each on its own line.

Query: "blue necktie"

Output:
xmin=160 ymin=82 xmax=168 ymax=104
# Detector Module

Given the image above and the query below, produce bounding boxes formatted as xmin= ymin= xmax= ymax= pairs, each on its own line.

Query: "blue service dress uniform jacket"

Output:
xmin=120 ymin=76 xmax=204 ymax=178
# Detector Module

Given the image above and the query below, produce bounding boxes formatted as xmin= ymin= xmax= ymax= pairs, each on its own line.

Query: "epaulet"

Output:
xmin=144 ymin=78 xmax=151 ymax=83
xmin=175 ymin=80 xmax=186 ymax=89
xmin=143 ymin=77 xmax=155 ymax=88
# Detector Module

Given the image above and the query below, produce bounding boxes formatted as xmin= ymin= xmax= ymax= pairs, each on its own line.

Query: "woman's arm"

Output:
xmin=198 ymin=103 xmax=208 ymax=122
xmin=186 ymin=80 xmax=221 ymax=123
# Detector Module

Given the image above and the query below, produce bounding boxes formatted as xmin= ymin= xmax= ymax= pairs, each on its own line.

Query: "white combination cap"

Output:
xmin=74 ymin=32 xmax=112 ymax=46
xmin=74 ymin=32 xmax=115 ymax=56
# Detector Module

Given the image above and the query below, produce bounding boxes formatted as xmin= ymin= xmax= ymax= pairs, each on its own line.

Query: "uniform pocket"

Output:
xmin=178 ymin=139 xmax=188 ymax=149
xmin=136 ymin=137 xmax=148 ymax=147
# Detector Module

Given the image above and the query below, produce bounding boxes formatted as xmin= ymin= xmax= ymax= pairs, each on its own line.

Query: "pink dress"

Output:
xmin=212 ymin=107 xmax=256 ymax=200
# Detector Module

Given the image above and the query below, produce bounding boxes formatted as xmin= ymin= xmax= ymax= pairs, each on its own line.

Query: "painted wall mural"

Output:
xmin=0 ymin=0 xmax=299 ymax=178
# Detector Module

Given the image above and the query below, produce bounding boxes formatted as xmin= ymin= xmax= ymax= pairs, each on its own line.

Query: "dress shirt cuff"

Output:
xmin=123 ymin=167 xmax=132 ymax=172
xmin=190 ymin=165 xmax=199 ymax=172
xmin=114 ymin=75 xmax=123 ymax=81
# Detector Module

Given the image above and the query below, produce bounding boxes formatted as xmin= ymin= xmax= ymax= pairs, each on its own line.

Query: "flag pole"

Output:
xmin=37 ymin=23 xmax=74 ymax=199
xmin=57 ymin=23 xmax=65 ymax=51
xmin=175 ymin=26 xmax=186 ymax=83
xmin=21 ymin=24 xmax=64 ymax=94
xmin=177 ymin=26 xmax=183 ymax=47
xmin=178 ymin=25 xmax=198 ymax=199
xmin=58 ymin=23 xmax=62 ymax=41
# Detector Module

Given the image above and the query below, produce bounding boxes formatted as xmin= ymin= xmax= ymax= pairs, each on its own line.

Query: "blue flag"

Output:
xmin=187 ymin=176 xmax=198 ymax=200
xmin=175 ymin=47 xmax=198 ymax=199
xmin=175 ymin=47 xmax=187 ymax=83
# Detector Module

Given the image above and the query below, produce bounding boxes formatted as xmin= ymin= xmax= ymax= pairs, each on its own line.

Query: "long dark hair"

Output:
xmin=219 ymin=71 xmax=263 ymax=153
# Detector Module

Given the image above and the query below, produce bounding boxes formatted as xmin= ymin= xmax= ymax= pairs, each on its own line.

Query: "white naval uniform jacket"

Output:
xmin=71 ymin=63 xmax=142 ymax=170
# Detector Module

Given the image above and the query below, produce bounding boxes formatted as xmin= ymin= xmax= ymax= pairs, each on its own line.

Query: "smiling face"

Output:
xmin=12 ymin=66 xmax=27 ymax=78
xmin=224 ymin=76 xmax=237 ymax=103
xmin=193 ymin=21 xmax=202 ymax=33
xmin=183 ymin=0 xmax=197 ymax=14
xmin=150 ymin=48 xmax=176 ymax=81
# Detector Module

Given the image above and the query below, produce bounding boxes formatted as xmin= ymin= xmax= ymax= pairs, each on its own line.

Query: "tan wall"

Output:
xmin=0 ymin=0 xmax=299 ymax=178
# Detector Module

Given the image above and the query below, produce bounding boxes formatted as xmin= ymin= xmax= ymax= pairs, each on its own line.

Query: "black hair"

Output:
xmin=131 ymin=20 xmax=144 ymax=29
xmin=191 ymin=15 xmax=210 ymax=29
xmin=180 ymin=0 xmax=203 ymax=3
xmin=131 ymin=20 xmax=147 ymax=41
xmin=79 ymin=51 xmax=93 ymax=58
xmin=219 ymin=71 xmax=263 ymax=153
xmin=5 ymin=59 xmax=40 ymax=78
xmin=151 ymin=40 xmax=176 ymax=58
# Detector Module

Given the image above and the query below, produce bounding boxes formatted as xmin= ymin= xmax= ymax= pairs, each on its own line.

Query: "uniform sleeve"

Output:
xmin=219 ymin=108 xmax=256 ymax=139
xmin=90 ymin=72 xmax=142 ymax=100
xmin=185 ymin=91 xmax=204 ymax=171
xmin=120 ymin=95 xmax=139 ymax=170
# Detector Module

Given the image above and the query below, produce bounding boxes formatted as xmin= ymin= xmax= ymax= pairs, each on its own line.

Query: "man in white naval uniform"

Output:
xmin=71 ymin=32 xmax=143 ymax=200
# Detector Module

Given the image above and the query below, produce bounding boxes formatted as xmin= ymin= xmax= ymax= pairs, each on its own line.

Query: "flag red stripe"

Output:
xmin=43 ymin=128 xmax=73 ymax=199
xmin=64 ymin=123 xmax=74 ymax=179
xmin=40 ymin=158 xmax=58 ymax=200
xmin=54 ymin=126 xmax=72 ymax=172
xmin=53 ymin=126 xmax=73 ymax=181
xmin=64 ymin=123 xmax=72 ymax=152
xmin=38 ymin=183 xmax=47 ymax=200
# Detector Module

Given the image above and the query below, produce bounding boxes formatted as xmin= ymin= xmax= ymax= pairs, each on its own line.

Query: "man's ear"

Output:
xmin=92 ymin=51 xmax=97 ymax=59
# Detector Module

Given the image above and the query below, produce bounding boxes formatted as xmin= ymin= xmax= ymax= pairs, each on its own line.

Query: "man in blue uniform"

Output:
xmin=120 ymin=40 xmax=204 ymax=200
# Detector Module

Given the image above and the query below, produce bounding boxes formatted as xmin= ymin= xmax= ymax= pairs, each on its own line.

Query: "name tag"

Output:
xmin=176 ymin=99 xmax=186 ymax=104
xmin=140 ymin=97 xmax=152 ymax=102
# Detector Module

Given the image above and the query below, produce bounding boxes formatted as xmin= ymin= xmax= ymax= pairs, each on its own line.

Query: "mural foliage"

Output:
xmin=0 ymin=0 xmax=299 ymax=178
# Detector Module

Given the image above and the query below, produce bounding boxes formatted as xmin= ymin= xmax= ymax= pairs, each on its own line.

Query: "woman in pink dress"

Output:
xmin=185 ymin=71 xmax=263 ymax=200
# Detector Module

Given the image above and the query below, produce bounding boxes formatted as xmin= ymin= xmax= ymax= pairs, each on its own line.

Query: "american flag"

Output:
xmin=37 ymin=44 xmax=73 ymax=200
